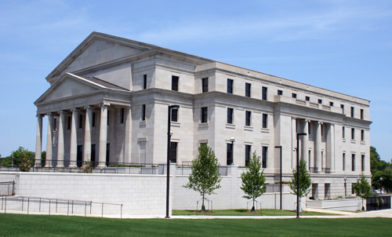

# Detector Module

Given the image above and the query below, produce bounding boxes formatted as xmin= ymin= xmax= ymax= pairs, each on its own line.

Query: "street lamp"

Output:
xmin=296 ymin=132 xmax=307 ymax=219
xmin=229 ymin=137 xmax=235 ymax=165
xmin=166 ymin=104 xmax=179 ymax=219
xmin=344 ymin=176 xmax=347 ymax=198
xmin=275 ymin=145 xmax=283 ymax=210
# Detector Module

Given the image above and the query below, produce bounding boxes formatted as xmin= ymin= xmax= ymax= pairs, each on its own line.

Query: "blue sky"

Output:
xmin=0 ymin=0 xmax=391 ymax=161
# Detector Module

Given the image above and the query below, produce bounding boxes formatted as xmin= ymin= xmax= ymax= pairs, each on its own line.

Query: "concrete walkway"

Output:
xmin=171 ymin=209 xmax=392 ymax=219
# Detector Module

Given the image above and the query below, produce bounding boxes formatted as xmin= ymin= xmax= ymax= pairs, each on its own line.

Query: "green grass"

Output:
xmin=0 ymin=214 xmax=391 ymax=236
xmin=173 ymin=209 xmax=333 ymax=216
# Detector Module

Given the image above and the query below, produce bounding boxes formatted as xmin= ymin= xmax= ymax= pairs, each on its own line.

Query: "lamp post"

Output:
xmin=229 ymin=137 xmax=235 ymax=165
xmin=344 ymin=176 xmax=347 ymax=198
xmin=296 ymin=132 xmax=307 ymax=219
xmin=275 ymin=146 xmax=283 ymax=210
xmin=166 ymin=105 xmax=179 ymax=219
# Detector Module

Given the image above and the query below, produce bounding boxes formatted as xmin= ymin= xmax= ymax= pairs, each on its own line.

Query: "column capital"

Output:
xmin=318 ymin=121 xmax=323 ymax=125
xmin=101 ymin=102 xmax=110 ymax=108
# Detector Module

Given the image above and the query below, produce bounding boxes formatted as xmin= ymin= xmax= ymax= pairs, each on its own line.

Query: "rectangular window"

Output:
xmin=245 ymin=145 xmax=251 ymax=166
xmin=79 ymin=114 xmax=83 ymax=129
xmin=92 ymin=112 xmax=96 ymax=127
xmin=171 ymin=76 xmax=179 ymax=91
xmin=120 ymin=108 xmax=125 ymax=124
xmin=343 ymin=153 xmax=346 ymax=171
xmin=341 ymin=104 xmax=345 ymax=113
xmin=361 ymin=130 xmax=364 ymax=141
xmin=141 ymin=104 xmax=146 ymax=121
xmin=318 ymin=99 xmax=323 ymax=104
xmin=305 ymin=96 xmax=310 ymax=101
xmin=67 ymin=116 xmax=71 ymax=130
xmin=277 ymin=89 xmax=283 ymax=96
xmin=227 ymin=79 xmax=233 ymax=94
xmin=262 ymin=146 xmax=268 ymax=168
xmin=329 ymin=101 xmax=334 ymax=107
xmin=107 ymin=110 xmax=110 ymax=125
xmin=351 ymin=128 xmax=355 ymax=140
xmin=227 ymin=143 xmax=233 ymax=165
xmin=352 ymin=154 xmax=356 ymax=171
xmin=292 ymin=93 xmax=297 ymax=99
xmin=201 ymin=107 xmax=208 ymax=123
xmin=245 ymin=111 xmax=251 ymax=126
xmin=262 ymin=87 xmax=268 ymax=100
xmin=351 ymin=106 xmax=354 ymax=118
xmin=202 ymin=77 xmax=208 ymax=93
xmin=169 ymin=142 xmax=178 ymax=163
xmin=245 ymin=83 xmax=251 ymax=97
xmin=227 ymin=108 xmax=233 ymax=124
xmin=143 ymin=74 xmax=147 ymax=89
xmin=361 ymin=155 xmax=365 ymax=171
xmin=262 ymin=113 xmax=268 ymax=129
xmin=171 ymin=107 xmax=178 ymax=122
xmin=352 ymin=183 xmax=355 ymax=194
xmin=360 ymin=109 xmax=364 ymax=120
xmin=342 ymin=126 xmax=345 ymax=139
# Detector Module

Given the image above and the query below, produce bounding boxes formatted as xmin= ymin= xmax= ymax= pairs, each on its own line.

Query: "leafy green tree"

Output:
xmin=381 ymin=167 xmax=392 ymax=193
xmin=241 ymin=152 xmax=266 ymax=212
xmin=184 ymin=144 xmax=221 ymax=211
xmin=370 ymin=146 xmax=391 ymax=191
xmin=353 ymin=174 xmax=372 ymax=211
xmin=289 ymin=158 xmax=311 ymax=211
xmin=10 ymin=147 xmax=34 ymax=171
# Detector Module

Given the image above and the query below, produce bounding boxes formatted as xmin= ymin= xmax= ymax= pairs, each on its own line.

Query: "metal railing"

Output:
xmin=0 ymin=181 xmax=15 ymax=196
xmin=0 ymin=196 xmax=123 ymax=218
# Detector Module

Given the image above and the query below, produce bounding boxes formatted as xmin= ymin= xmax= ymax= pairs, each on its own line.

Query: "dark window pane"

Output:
xmin=351 ymin=107 xmax=354 ymax=117
xmin=201 ymin=107 xmax=208 ymax=123
xmin=169 ymin=142 xmax=178 ymax=163
xmin=262 ymin=87 xmax=268 ymax=100
xmin=292 ymin=93 xmax=297 ymax=99
xmin=361 ymin=155 xmax=365 ymax=171
xmin=330 ymin=101 xmax=334 ymax=107
xmin=143 ymin=74 xmax=147 ymax=89
xmin=120 ymin=108 xmax=124 ymax=124
xmin=351 ymin=128 xmax=355 ymax=140
xmin=141 ymin=104 xmax=146 ymax=121
xmin=352 ymin=154 xmax=355 ymax=171
xmin=245 ymin=111 xmax=251 ymax=126
xmin=92 ymin=112 xmax=96 ymax=127
xmin=360 ymin=109 xmax=364 ymax=119
xmin=318 ymin=99 xmax=322 ymax=104
xmin=361 ymin=130 xmax=364 ymax=141
xmin=245 ymin=83 xmax=251 ymax=97
xmin=227 ymin=108 xmax=233 ymax=124
xmin=227 ymin=143 xmax=233 ymax=165
xmin=262 ymin=113 xmax=268 ymax=128
xmin=227 ymin=79 xmax=233 ymax=94
xmin=171 ymin=108 xmax=178 ymax=122
xmin=262 ymin=146 xmax=268 ymax=168
xmin=172 ymin=76 xmax=179 ymax=91
xmin=202 ymin=77 xmax=208 ymax=93
xmin=343 ymin=153 xmax=346 ymax=171
xmin=277 ymin=90 xmax=283 ymax=95
xmin=305 ymin=96 xmax=310 ymax=101
xmin=245 ymin=145 xmax=251 ymax=166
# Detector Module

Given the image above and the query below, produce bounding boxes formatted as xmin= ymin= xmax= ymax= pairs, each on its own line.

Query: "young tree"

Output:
xmin=184 ymin=144 xmax=221 ymax=211
xmin=10 ymin=147 xmax=34 ymax=171
xmin=241 ymin=152 xmax=266 ymax=212
xmin=353 ymin=174 xmax=372 ymax=211
xmin=289 ymin=158 xmax=311 ymax=212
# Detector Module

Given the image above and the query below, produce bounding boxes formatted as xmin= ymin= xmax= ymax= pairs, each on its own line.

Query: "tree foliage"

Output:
xmin=241 ymin=153 xmax=266 ymax=211
xmin=184 ymin=144 xmax=221 ymax=211
xmin=289 ymin=158 xmax=311 ymax=198
xmin=10 ymin=147 xmax=34 ymax=171
xmin=353 ymin=174 xmax=372 ymax=211
xmin=370 ymin=146 xmax=392 ymax=192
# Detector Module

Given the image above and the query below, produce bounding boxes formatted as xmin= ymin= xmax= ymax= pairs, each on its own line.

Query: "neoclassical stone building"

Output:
xmin=35 ymin=32 xmax=371 ymax=199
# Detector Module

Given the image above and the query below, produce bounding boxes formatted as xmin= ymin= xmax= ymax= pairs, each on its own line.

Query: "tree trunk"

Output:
xmin=201 ymin=193 xmax=206 ymax=212
xmin=251 ymin=197 xmax=255 ymax=212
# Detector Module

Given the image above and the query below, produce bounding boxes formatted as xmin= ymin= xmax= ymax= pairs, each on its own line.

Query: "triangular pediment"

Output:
xmin=46 ymin=32 xmax=152 ymax=83
xmin=36 ymin=74 xmax=102 ymax=105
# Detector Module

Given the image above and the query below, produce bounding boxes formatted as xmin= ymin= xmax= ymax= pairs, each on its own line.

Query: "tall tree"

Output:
xmin=353 ymin=174 xmax=372 ymax=211
xmin=289 ymin=158 xmax=311 ymax=211
xmin=241 ymin=152 xmax=266 ymax=211
xmin=184 ymin=144 xmax=221 ymax=211
xmin=10 ymin=147 xmax=34 ymax=171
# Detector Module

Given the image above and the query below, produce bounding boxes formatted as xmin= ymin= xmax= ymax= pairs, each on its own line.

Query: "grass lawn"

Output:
xmin=173 ymin=209 xmax=333 ymax=216
xmin=0 ymin=214 xmax=391 ymax=236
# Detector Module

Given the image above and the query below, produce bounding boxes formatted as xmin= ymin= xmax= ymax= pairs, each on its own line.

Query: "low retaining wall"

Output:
xmin=306 ymin=198 xmax=362 ymax=211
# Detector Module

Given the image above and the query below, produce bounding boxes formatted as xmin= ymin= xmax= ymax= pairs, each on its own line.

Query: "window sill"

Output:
xmin=198 ymin=123 xmax=209 ymax=129
xmin=360 ymin=141 xmax=365 ymax=145
xmin=261 ymin=128 xmax=270 ymax=133
xmin=225 ymin=123 xmax=236 ymax=129
xmin=351 ymin=140 xmax=356 ymax=144
xmin=244 ymin=126 xmax=253 ymax=131
xmin=171 ymin=122 xmax=181 ymax=128
xmin=139 ymin=121 xmax=146 ymax=128
xmin=342 ymin=138 xmax=346 ymax=142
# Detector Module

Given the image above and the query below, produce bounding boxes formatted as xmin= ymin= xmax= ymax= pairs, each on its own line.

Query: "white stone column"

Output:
xmin=69 ymin=108 xmax=78 ymax=168
xmin=83 ymin=106 xmax=92 ymax=166
xmin=34 ymin=114 xmax=43 ymax=167
xmin=56 ymin=111 xmax=65 ymax=168
xmin=98 ymin=104 xmax=108 ymax=168
xmin=303 ymin=120 xmax=309 ymax=169
xmin=45 ymin=113 xmax=53 ymax=168
xmin=291 ymin=118 xmax=296 ymax=169
xmin=124 ymin=107 xmax=132 ymax=164
xmin=315 ymin=121 xmax=322 ymax=172
xmin=327 ymin=123 xmax=335 ymax=173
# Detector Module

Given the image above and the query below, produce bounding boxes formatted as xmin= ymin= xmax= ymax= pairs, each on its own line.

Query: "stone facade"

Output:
xmin=35 ymin=32 xmax=371 ymax=200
